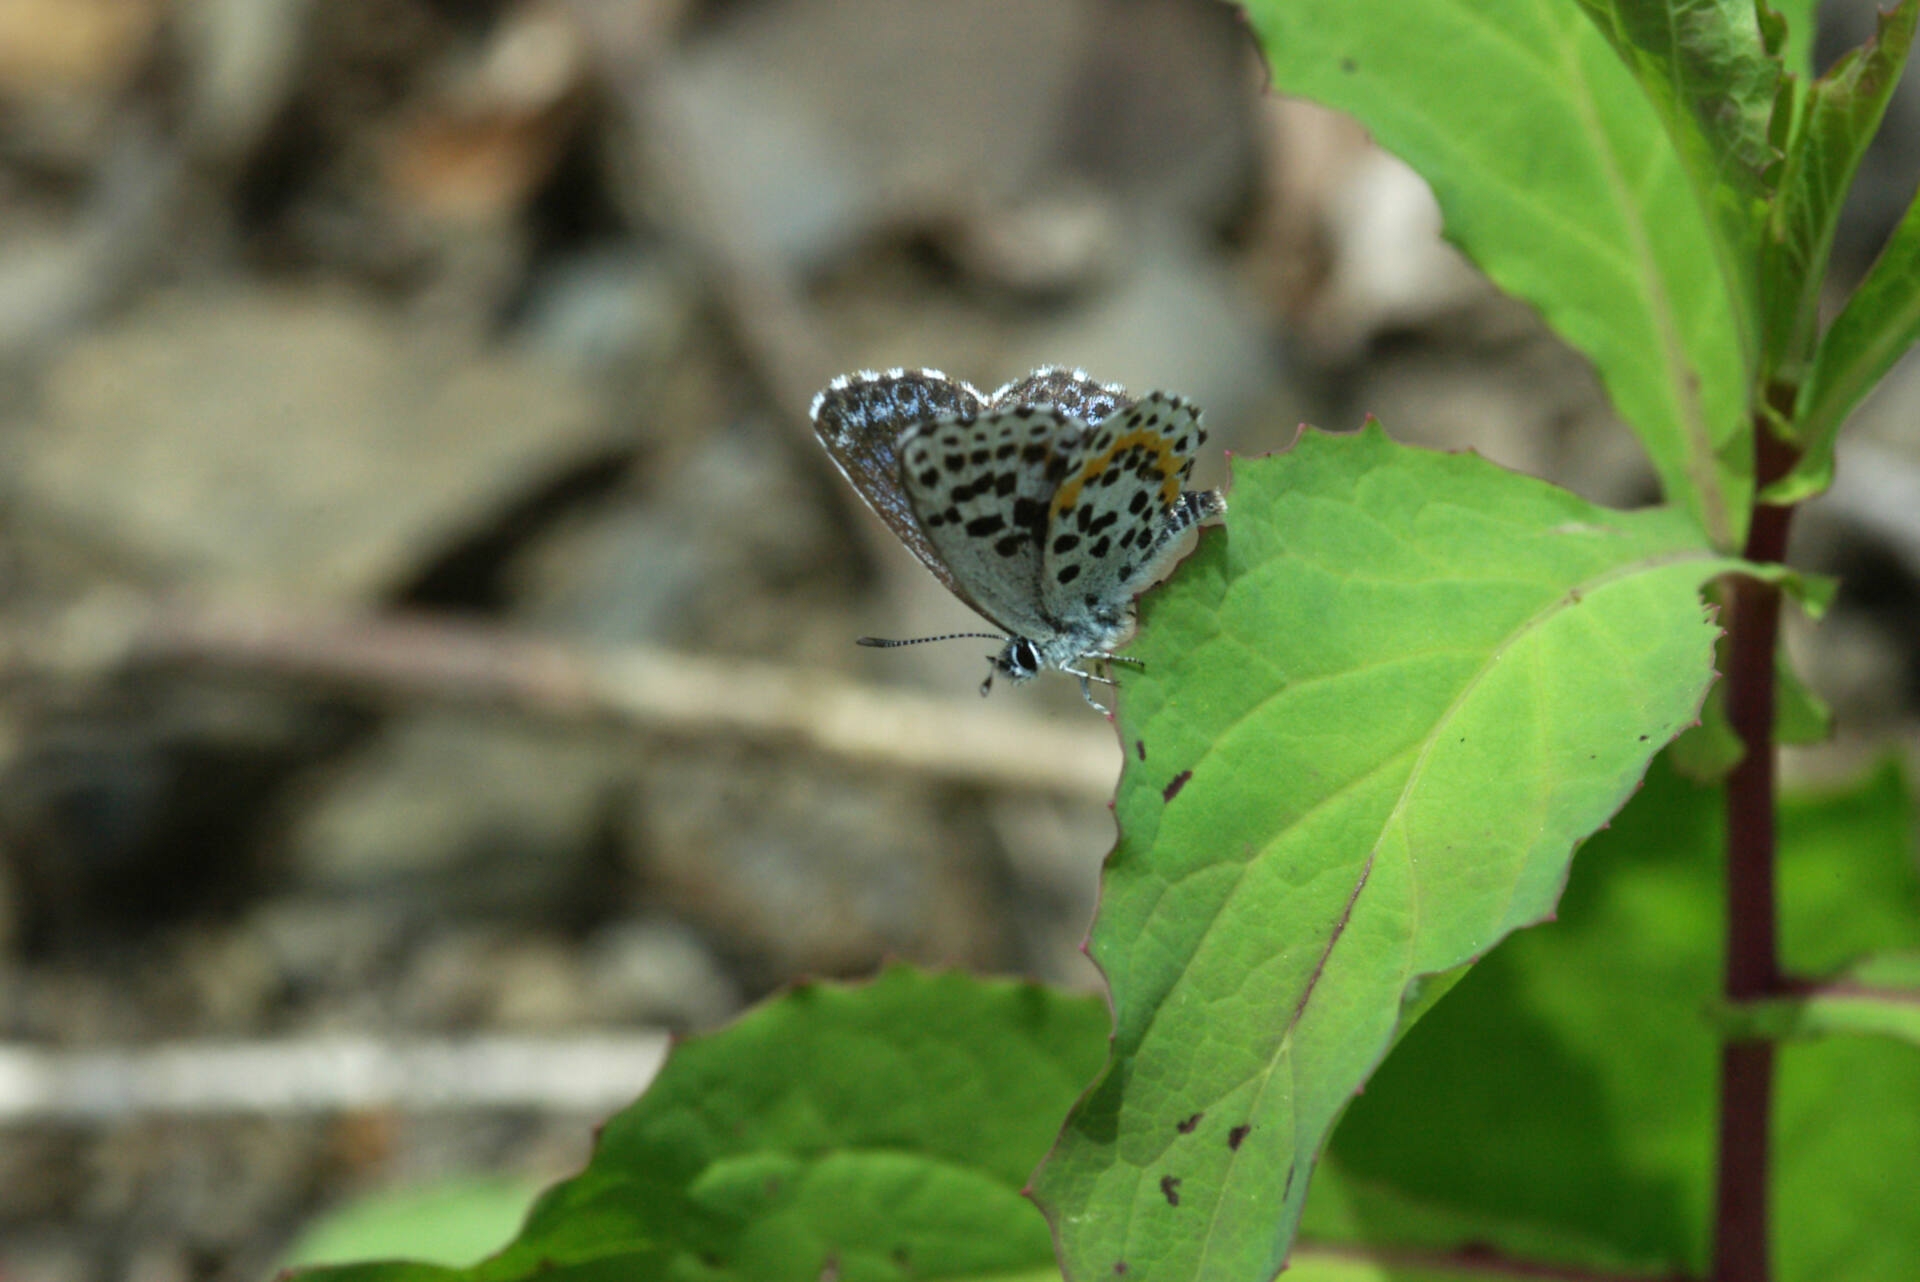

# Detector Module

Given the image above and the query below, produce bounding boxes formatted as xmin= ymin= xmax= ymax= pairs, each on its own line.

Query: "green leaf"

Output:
xmin=1724 ymin=953 xmax=1920 ymax=1047
xmin=1309 ymin=757 xmax=1920 ymax=1278
xmin=280 ymin=1266 xmax=467 ymax=1282
xmin=1243 ymin=0 xmax=1753 ymax=549
xmin=1029 ymin=431 xmax=1740 ymax=1282
xmin=1570 ymin=0 xmax=1778 ymax=270
xmin=1786 ymin=177 xmax=1920 ymax=501
xmin=1761 ymin=1 xmax=1919 ymax=392
xmin=1766 ymin=0 xmax=1821 ymax=76
xmin=281 ymin=1180 xmax=543 ymax=1271
xmin=286 ymin=967 xmax=1107 ymax=1282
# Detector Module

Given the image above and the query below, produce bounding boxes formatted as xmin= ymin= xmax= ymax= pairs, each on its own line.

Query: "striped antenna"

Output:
xmin=856 ymin=632 xmax=1004 ymax=648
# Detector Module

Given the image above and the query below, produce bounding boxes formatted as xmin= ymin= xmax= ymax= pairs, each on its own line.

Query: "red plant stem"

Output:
xmin=1711 ymin=428 xmax=1798 ymax=1282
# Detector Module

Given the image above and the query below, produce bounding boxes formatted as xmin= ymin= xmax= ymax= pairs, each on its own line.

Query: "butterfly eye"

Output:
xmin=1009 ymin=638 xmax=1040 ymax=675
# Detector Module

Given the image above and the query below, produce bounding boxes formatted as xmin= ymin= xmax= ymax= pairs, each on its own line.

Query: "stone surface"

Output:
xmin=14 ymin=286 xmax=611 ymax=602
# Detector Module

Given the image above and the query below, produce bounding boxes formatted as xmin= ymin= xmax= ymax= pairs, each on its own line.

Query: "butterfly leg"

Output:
xmin=1076 ymin=674 xmax=1111 ymax=715
xmin=1061 ymin=662 xmax=1119 ymax=714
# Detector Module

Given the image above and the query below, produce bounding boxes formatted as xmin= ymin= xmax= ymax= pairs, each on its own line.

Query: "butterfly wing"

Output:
xmin=1039 ymin=391 xmax=1211 ymax=618
xmin=810 ymin=368 xmax=987 ymax=600
xmin=987 ymin=365 xmax=1132 ymax=426
xmin=896 ymin=405 xmax=1086 ymax=638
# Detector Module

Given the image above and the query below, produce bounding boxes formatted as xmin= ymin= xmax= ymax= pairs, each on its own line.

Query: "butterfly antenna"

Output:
xmin=856 ymin=632 xmax=1005 ymax=648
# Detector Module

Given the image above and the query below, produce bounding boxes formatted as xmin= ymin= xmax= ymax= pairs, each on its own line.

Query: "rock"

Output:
xmin=629 ymin=748 xmax=1014 ymax=984
xmin=655 ymin=0 xmax=1260 ymax=270
xmin=283 ymin=712 xmax=632 ymax=927
xmin=15 ymin=286 xmax=611 ymax=602
xmin=582 ymin=916 xmax=739 ymax=1029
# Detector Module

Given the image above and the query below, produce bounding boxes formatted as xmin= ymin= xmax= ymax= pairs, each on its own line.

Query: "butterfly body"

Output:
xmin=811 ymin=366 xmax=1224 ymax=709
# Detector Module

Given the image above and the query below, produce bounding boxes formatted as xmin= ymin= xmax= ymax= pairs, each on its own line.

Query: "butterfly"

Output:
xmin=810 ymin=366 xmax=1224 ymax=712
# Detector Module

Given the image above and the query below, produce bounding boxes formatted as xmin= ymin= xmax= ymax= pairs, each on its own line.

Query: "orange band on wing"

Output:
xmin=1049 ymin=429 xmax=1183 ymax=519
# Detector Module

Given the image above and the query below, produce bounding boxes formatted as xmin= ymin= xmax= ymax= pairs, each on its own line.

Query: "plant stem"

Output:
xmin=1711 ymin=429 xmax=1798 ymax=1282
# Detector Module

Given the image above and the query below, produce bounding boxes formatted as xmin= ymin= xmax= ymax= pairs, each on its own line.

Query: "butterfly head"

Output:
xmin=997 ymin=636 xmax=1043 ymax=680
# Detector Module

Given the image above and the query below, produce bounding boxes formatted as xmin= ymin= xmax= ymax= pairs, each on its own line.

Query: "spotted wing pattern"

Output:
xmin=895 ymin=405 xmax=1086 ymax=639
xmin=987 ymin=366 xmax=1131 ymax=426
xmin=810 ymin=368 xmax=987 ymax=601
xmin=1039 ymin=391 xmax=1208 ymax=618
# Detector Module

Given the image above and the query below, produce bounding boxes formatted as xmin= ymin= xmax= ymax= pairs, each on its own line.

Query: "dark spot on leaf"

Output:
xmin=1135 ymin=739 xmax=1146 ymax=760
xmin=1176 ymin=1112 xmax=1202 ymax=1133
xmin=1228 ymin=1124 xmax=1250 ymax=1150
xmin=1341 ymin=56 xmax=1358 ymax=72
xmin=1283 ymin=1162 xmax=1295 ymax=1198
xmin=1112 ymin=1264 xmax=1129 ymax=1277
xmin=1163 ymin=769 xmax=1192 ymax=801
xmin=1639 ymin=734 xmax=1650 ymax=741
xmin=1160 ymin=1175 xmax=1181 ymax=1206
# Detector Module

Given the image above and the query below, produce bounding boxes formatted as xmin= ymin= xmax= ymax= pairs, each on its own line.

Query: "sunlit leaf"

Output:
xmin=1031 ymin=431 xmax=1743 ymax=1280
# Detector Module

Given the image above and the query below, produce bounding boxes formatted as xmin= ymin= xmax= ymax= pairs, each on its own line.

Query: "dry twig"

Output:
xmin=0 ymin=1032 xmax=668 ymax=1120
xmin=2 ymin=591 xmax=1123 ymax=798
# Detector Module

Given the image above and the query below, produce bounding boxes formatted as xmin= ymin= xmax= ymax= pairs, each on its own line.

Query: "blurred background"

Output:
xmin=0 ymin=0 xmax=1914 ymax=1277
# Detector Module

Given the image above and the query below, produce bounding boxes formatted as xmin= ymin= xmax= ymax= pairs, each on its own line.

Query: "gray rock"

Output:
xmin=13 ymin=287 xmax=612 ymax=602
